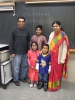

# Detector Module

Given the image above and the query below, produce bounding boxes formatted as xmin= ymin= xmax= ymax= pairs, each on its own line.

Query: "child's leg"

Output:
xmin=43 ymin=74 xmax=48 ymax=91
xmin=30 ymin=81 xmax=33 ymax=88
xmin=37 ymin=73 xmax=44 ymax=89
xmin=34 ymin=81 xmax=37 ymax=87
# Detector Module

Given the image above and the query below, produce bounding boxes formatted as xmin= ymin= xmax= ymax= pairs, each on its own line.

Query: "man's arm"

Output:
xmin=27 ymin=32 xmax=30 ymax=51
xmin=9 ymin=30 xmax=15 ymax=55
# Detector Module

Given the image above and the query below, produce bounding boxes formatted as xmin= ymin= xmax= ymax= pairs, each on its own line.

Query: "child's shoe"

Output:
xmin=30 ymin=83 xmax=33 ymax=88
xmin=44 ymin=82 xmax=48 ymax=91
xmin=37 ymin=81 xmax=43 ymax=89
xmin=34 ymin=83 xmax=37 ymax=87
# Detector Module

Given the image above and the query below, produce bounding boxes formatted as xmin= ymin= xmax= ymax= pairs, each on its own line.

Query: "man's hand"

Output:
xmin=11 ymin=54 xmax=15 ymax=58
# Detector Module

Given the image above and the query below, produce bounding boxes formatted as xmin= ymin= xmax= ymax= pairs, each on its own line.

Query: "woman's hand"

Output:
xmin=60 ymin=62 xmax=64 ymax=64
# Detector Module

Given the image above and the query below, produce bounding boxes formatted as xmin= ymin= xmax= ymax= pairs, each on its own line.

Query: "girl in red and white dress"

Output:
xmin=28 ymin=41 xmax=40 ymax=87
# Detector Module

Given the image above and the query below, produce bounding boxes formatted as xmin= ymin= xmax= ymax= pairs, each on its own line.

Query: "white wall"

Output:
xmin=63 ymin=53 xmax=75 ymax=82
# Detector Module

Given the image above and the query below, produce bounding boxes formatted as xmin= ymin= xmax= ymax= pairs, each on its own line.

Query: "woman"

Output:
xmin=48 ymin=21 xmax=69 ymax=91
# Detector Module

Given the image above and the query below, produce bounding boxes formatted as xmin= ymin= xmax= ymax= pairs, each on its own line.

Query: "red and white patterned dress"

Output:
xmin=28 ymin=49 xmax=40 ymax=82
xmin=30 ymin=35 xmax=47 ymax=50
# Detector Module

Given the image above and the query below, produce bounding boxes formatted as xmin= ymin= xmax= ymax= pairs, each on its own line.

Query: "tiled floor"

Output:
xmin=0 ymin=81 xmax=75 ymax=100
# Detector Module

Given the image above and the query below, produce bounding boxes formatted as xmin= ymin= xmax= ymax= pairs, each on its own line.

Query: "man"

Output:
xmin=9 ymin=17 xmax=30 ymax=86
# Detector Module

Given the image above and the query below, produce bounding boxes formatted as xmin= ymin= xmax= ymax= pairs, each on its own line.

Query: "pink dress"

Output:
xmin=28 ymin=49 xmax=40 ymax=82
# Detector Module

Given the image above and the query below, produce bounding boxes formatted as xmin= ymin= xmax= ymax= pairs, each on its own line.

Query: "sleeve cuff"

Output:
xmin=48 ymin=65 xmax=51 ymax=72
xmin=36 ymin=63 xmax=39 ymax=70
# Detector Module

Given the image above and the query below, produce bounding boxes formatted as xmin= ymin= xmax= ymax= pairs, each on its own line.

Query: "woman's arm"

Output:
xmin=60 ymin=40 xmax=67 ymax=64
xmin=47 ymin=32 xmax=54 ymax=45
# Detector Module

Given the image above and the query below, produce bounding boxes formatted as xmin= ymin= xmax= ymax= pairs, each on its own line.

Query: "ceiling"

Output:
xmin=0 ymin=0 xmax=75 ymax=3
xmin=0 ymin=0 xmax=25 ymax=2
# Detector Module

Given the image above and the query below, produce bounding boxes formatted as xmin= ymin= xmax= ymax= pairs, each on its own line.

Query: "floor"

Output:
xmin=0 ymin=81 xmax=75 ymax=100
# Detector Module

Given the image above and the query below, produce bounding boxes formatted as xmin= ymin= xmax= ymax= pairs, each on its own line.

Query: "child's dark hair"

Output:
xmin=42 ymin=44 xmax=49 ymax=50
xmin=52 ymin=21 xmax=64 ymax=31
xmin=35 ymin=25 xmax=42 ymax=30
xmin=31 ymin=41 xmax=38 ymax=50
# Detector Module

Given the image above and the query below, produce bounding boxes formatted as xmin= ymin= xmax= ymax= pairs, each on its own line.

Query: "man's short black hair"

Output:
xmin=17 ymin=17 xmax=25 ymax=22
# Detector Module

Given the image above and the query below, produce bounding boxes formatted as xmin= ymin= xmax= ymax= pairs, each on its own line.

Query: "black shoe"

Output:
xmin=14 ymin=81 xmax=20 ymax=86
xmin=44 ymin=82 xmax=48 ymax=91
xmin=20 ymin=79 xmax=27 ymax=83
xmin=37 ymin=81 xmax=43 ymax=89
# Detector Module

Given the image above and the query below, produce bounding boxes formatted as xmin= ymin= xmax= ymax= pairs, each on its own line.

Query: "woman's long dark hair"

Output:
xmin=31 ymin=41 xmax=38 ymax=50
xmin=52 ymin=21 xmax=64 ymax=31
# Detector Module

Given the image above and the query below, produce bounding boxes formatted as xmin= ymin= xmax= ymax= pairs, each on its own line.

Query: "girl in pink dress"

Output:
xmin=28 ymin=41 xmax=40 ymax=87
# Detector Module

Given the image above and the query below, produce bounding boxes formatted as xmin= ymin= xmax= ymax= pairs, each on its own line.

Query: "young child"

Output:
xmin=30 ymin=25 xmax=47 ymax=50
xmin=28 ymin=41 xmax=40 ymax=88
xmin=36 ymin=44 xmax=51 ymax=91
